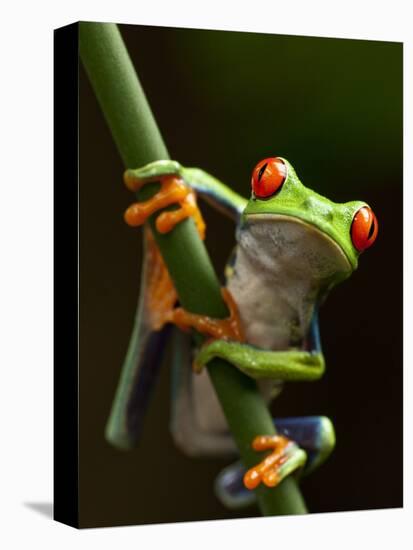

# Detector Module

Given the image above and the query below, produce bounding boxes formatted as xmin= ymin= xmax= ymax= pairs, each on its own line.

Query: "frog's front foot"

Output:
xmin=166 ymin=288 xmax=245 ymax=372
xmin=124 ymin=169 xmax=205 ymax=238
xmin=244 ymin=435 xmax=307 ymax=490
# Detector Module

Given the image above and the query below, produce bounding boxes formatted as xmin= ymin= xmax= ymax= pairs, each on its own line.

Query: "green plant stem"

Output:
xmin=79 ymin=21 xmax=307 ymax=515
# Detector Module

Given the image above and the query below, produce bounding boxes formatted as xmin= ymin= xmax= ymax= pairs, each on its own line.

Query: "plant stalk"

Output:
xmin=79 ymin=21 xmax=307 ymax=515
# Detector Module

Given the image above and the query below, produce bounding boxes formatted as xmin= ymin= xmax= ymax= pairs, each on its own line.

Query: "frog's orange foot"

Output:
xmin=124 ymin=173 xmax=205 ymax=239
xmin=166 ymin=287 xmax=245 ymax=372
xmin=243 ymin=435 xmax=296 ymax=490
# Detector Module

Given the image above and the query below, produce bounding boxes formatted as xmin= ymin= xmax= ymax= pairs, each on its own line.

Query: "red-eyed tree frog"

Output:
xmin=106 ymin=157 xmax=378 ymax=509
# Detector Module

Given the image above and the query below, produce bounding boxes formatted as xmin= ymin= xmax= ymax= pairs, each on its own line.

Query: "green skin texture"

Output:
xmin=126 ymin=157 xmax=368 ymax=480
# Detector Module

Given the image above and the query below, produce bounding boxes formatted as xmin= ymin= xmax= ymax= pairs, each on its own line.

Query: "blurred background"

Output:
xmin=79 ymin=24 xmax=402 ymax=527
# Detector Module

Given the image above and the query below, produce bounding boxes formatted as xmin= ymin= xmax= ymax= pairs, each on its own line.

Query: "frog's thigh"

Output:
xmin=274 ymin=416 xmax=335 ymax=475
xmin=169 ymin=330 xmax=236 ymax=457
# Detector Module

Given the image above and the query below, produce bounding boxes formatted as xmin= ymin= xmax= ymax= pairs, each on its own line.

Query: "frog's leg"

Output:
xmin=193 ymin=329 xmax=324 ymax=380
xmin=176 ymin=325 xmax=324 ymax=381
xmin=167 ymin=288 xmax=245 ymax=457
xmin=273 ymin=415 xmax=335 ymax=475
xmin=215 ymin=416 xmax=335 ymax=509
xmin=169 ymin=303 xmax=325 ymax=495
xmin=167 ymin=287 xmax=324 ymax=380
xmin=125 ymin=160 xmax=248 ymax=223
xmin=105 ymin=228 xmax=178 ymax=449
xmin=169 ymin=328 xmax=238 ymax=457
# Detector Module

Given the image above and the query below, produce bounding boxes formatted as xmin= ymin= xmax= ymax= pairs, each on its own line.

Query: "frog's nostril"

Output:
xmin=323 ymin=209 xmax=334 ymax=221
xmin=303 ymin=197 xmax=313 ymax=209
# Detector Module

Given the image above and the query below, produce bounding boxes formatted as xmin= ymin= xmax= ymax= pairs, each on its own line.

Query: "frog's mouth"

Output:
xmin=243 ymin=213 xmax=355 ymax=274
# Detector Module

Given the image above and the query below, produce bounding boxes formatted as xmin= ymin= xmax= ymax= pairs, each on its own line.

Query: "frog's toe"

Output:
xmin=192 ymin=339 xmax=223 ymax=373
xmin=244 ymin=435 xmax=307 ymax=490
xmin=124 ymin=160 xmax=183 ymax=189
xmin=214 ymin=440 xmax=307 ymax=509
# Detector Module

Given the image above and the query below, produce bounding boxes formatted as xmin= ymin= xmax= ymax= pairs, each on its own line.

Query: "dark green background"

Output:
xmin=79 ymin=25 xmax=402 ymax=527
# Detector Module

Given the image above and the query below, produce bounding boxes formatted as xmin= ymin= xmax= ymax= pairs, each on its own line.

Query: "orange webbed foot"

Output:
xmin=166 ymin=287 xmax=245 ymax=353
xmin=243 ymin=435 xmax=293 ymax=490
xmin=124 ymin=173 xmax=205 ymax=238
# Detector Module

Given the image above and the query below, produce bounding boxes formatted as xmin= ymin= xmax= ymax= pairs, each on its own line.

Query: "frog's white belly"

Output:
xmin=227 ymin=216 xmax=351 ymax=350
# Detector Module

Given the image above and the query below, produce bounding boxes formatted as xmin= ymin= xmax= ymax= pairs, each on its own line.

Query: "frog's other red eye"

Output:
xmin=351 ymin=206 xmax=378 ymax=252
xmin=251 ymin=157 xmax=287 ymax=199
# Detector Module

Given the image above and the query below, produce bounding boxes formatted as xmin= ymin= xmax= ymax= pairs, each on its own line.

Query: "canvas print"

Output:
xmin=54 ymin=21 xmax=403 ymax=528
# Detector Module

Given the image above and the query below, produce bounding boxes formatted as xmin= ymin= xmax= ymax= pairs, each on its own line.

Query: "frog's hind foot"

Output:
xmin=215 ymin=415 xmax=335 ymax=509
xmin=215 ymin=440 xmax=306 ymax=509
xmin=244 ymin=435 xmax=306 ymax=490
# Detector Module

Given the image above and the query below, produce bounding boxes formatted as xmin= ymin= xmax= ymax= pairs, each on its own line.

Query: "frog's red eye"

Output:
xmin=251 ymin=157 xmax=287 ymax=199
xmin=351 ymin=206 xmax=378 ymax=252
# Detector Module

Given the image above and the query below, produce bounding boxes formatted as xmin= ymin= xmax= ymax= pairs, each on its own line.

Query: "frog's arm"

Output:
xmin=196 ymin=342 xmax=325 ymax=381
xmin=170 ymin=290 xmax=325 ymax=382
xmin=195 ymin=309 xmax=324 ymax=380
xmin=125 ymin=160 xmax=248 ymax=222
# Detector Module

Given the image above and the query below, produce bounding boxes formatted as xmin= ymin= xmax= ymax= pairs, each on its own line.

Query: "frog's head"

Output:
xmin=242 ymin=157 xmax=378 ymax=275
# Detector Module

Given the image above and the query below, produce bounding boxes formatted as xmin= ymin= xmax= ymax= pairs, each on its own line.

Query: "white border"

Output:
xmin=0 ymin=1 xmax=410 ymax=548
